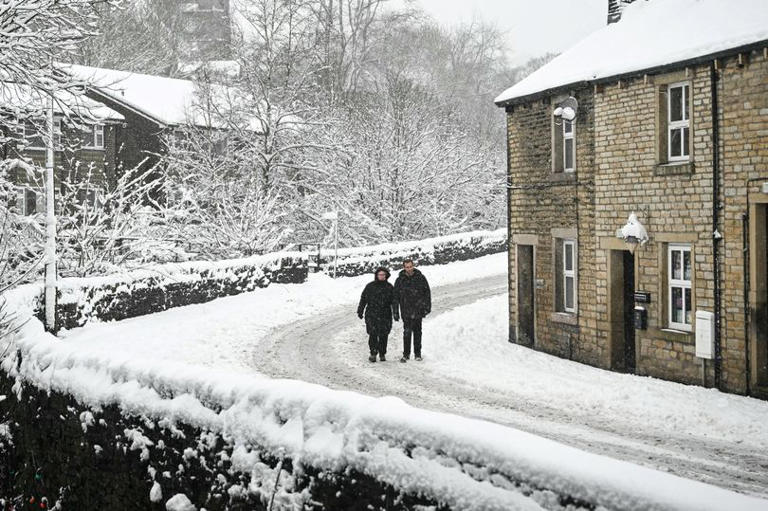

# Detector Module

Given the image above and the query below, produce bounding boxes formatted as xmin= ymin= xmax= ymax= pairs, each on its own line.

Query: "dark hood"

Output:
xmin=373 ymin=266 xmax=391 ymax=281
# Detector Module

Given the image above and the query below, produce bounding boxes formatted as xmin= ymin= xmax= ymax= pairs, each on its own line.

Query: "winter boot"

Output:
xmin=400 ymin=356 xmax=407 ymax=363
xmin=369 ymin=354 xmax=377 ymax=363
xmin=379 ymin=354 xmax=386 ymax=362
xmin=415 ymin=356 xmax=423 ymax=362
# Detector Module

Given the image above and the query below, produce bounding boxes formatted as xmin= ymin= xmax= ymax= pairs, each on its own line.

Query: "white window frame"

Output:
xmin=668 ymin=244 xmax=692 ymax=331
xmin=15 ymin=187 xmax=41 ymax=216
xmin=84 ymin=124 xmax=105 ymax=149
xmin=563 ymin=239 xmax=577 ymax=313
xmin=667 ymin=82 xmax=690 ymax=162
xmin=25 ymin=119 xmax=62 ymax=151
xmin=563 ymin=120 xmax=575 ymax=172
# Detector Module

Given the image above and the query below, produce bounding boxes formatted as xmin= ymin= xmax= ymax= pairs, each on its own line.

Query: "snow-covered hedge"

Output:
xmin=16 ymin=230 xmax=505 ymax=330
xmin=44 ymin=252 xmax=308 ymax=330
xmin=326 ymin=228 xmax=507 ymax=278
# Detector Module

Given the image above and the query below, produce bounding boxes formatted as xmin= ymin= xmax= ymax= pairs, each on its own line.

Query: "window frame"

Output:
xmin=668 ymin=244 xmax=692 ymax=331
xmin=83 ymin=124 xmax=105 ymax=149
xmin=24 ymin=119 xmax=62 ymax=151
xmin=667 ymin=82 xmax=690 ymax=162
xmin=562 ymin=239 xmax=577 ymax=313
xmin=563 ymin=119 xmax=575 ymax=173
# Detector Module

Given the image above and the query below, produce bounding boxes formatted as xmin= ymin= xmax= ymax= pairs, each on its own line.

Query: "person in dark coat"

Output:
xmin=357 ymin=267 xmax=399 ymax=362
xmin=393 ymin=259 xmax=431 ymax=362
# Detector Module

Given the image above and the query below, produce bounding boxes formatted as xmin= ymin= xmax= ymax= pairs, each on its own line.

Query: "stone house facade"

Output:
xmin=496 ymin=0 xmax=768 ymax=398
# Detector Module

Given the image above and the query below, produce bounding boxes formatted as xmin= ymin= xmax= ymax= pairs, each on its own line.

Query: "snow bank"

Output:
xmin=495 ymin=0 xmax=768 ymax=103
xmin=3 ymin=315 xmax=766 ymax=511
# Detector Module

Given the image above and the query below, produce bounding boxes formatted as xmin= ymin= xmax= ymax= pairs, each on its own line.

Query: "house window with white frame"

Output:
xmin=24 ymin=119 xmax=62 ymax=150
xmin=563 ymin=240 xmax=576 ymax=312
xmin=84 ymin=124 xmax=105 ymax=149
xmin=667 ymin=82 xmax=690 ymax=162
xmin=668 ymin=244 xmax=692 ymax=330
xmin=554 ymin=238 xmax=577 ymax=313
xmin=563 ymin=120 xmax=575 ymax=172
xmin=15 ymin=187 xmax=42 ymax=216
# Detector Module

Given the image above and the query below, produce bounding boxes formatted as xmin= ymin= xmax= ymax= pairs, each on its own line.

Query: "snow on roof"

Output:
xmin=61 ymin=64 xmax=236 ymax=128
xmin=0 ymin=82 xmax=124 ymax=122
xmin=495 ymin=0 xmax=768 ymax=105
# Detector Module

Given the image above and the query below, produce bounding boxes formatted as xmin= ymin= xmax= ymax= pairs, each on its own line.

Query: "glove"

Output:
xmin=358 ymin=313 xmax=363 ymax=320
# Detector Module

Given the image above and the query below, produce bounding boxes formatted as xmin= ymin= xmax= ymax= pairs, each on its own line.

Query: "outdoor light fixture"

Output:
xmin=553 ymin=96 xmax=578 ymax=121
xmin=618 ymin=212 xmax=649 ymax=254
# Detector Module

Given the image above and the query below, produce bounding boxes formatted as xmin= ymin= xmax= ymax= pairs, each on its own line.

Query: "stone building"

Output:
xmin=495 ymin=0 xmax=768 ymax=397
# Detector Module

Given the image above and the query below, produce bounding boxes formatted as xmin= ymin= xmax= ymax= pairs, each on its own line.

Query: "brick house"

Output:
xmin=496 ymin=0 xmax=768 ymax=397
xmin=4 ymin=64 xmax=236 ymax=213
xmin=1 ymin=84 xmax=125 ymax=215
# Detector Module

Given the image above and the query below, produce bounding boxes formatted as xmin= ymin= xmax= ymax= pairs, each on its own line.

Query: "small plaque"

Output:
xmin=762 ymin=182 xmax=768 ymax=194
xmin=634 ymin=291 xmax=651 ymax=303
xmin=535 ymin=279 xmax=545 ymax=289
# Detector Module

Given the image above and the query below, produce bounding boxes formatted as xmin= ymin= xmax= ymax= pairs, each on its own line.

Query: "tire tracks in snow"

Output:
xmin=253 ymin=273 xmax=768 ymax=498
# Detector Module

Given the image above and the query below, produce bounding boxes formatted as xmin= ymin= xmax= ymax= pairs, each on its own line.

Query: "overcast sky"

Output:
xmin=394 ymin=0 xmax=607 ymax=65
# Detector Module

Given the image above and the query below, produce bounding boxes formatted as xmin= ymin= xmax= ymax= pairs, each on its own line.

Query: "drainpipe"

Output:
xmin=742 ymin=212 xmax=750 ymax=395
xmin=710 ymin=61 xmax=722 ymax=390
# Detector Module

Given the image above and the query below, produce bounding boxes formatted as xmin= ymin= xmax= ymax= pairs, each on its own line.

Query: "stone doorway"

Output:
xmin=516 ymin=244 xmax=536 ymax=346
xmin=750 ymin=203 xmax=768 ymax=389
xmin=610 ymin=249 xmax=636 ymax=372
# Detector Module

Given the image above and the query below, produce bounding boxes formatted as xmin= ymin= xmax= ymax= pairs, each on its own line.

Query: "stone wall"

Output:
xmin=0 ymin=373 xmax=444 ymax=511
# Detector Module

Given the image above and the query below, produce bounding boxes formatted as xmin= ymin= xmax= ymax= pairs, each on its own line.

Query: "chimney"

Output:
xmin=607 ymin=0 xmax=637 ymax=24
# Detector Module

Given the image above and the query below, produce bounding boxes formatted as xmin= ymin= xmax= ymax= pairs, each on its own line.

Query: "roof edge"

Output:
xmin=495 ymin=39 xmax=768 ymax=108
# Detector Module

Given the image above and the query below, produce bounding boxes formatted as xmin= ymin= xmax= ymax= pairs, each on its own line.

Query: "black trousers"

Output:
xmin=402 ymin=317 xmax=422 ymax=358
xmin=368 ymin=333 xmax=388 ymax=356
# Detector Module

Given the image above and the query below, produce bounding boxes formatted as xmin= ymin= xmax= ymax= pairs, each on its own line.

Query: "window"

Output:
xmin=83 ymin=124 xmax=105 ymax=149
xmin=563 ymin=120 xmax=574 ymax=172
xmin=667 ymin=83 xmax=689 ymax=162
xmin=554 ymin=238 xmax=577 ymax=313
xmin=563 ymin=240 xmax=576 ymax=312
xmin=552 ymin=107 xmax=576 ymax=173
xmin=668 ymin=244 xmax=692 ymax=331
xmin=76 ymin=187 xmax=100 ymax=208
xmin=15 ymin=187 xmax=42 ymax=216
xmin=23 ymin=119 xmax=62 ymax=150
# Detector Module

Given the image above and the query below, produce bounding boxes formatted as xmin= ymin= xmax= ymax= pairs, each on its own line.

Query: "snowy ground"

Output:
xmin=59 ymin=252 xmax=768 ymax=498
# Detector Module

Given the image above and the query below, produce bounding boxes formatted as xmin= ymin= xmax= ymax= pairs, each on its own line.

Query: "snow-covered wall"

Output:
xmin=326 ymin=228 xmax=507 ymax=277
xmin=2 ymin=320 xmax=765 ymax=511
xmin=9 ymin=229 xmax=508 ymax=330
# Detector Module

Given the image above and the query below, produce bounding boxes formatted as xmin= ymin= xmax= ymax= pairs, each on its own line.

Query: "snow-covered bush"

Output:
xmin=326 ymin=228 xmax=507 ymax=277
xmin=50 ymin=252 xmax=308 ymax=329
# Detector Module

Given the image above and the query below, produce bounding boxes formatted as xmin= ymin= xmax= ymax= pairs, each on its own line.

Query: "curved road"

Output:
xmin=253 ymin=274 xmax=768 ymax=497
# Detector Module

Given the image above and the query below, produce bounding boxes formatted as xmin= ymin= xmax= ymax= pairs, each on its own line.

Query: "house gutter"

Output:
xmin=495 ymin=40 xmax=768 ymax=108
xmin=710 ymin=61 xmax=722 ymax=390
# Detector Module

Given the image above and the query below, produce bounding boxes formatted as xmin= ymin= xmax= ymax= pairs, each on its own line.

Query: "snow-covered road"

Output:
xmin=253 ymin=277 xmax=768 ymax=498
xmin=59 ymin=253 xmax=768 ymax=498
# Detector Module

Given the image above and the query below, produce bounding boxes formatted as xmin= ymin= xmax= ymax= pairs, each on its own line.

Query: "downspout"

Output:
xmin=710 ymin=61 xmax=722 ymax=390
xmin=743 ymin=211 xmax=750 ymax=395
xmin=505 ymin=106 xmax=514 ymax=344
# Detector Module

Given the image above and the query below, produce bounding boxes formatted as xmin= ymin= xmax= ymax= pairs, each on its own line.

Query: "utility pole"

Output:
xmin=44 ymin=84 xmax=57 ymax=332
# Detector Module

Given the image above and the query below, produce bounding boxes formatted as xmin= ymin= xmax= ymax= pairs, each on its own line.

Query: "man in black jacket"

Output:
xmin=393 ymin=259 xmax=431 ymax=362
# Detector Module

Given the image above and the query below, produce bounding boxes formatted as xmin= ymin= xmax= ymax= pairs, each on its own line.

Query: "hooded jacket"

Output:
xmin=357 ymin=267 xmax=398 ymax=335
xmin=394 ymin=268 xmax=431 ymax=319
